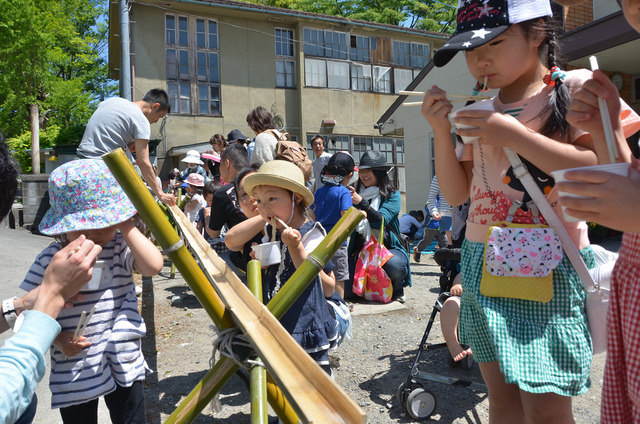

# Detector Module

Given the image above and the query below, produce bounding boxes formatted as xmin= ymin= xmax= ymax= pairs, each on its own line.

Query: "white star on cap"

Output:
xmin=463 ymin=41 xmax=472 ymax=48
xmin=471 ymin=28 xmax=492 ymax=39
xmin=479 ymin=4 xmax=493 ymax=17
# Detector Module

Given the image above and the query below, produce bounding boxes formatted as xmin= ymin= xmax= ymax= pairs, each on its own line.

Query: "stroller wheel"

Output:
xmin=406 ymin=387 xmax=436 ymax=420
xmin=396 ymin=381 xmax=409 ymax=406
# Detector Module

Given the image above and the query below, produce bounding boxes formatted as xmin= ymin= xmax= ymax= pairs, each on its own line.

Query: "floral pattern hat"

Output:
xmin=38 ymin=159 xmax=137 ymax=235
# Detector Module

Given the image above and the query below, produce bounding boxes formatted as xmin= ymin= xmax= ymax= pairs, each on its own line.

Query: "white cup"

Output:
xmin=251 ymin=241 xmax=281 ymax=266
xmin=551 ymin=162 xmax=630 ymax=222
xmin=83 ymin=260 xmax=105 ymax=291
xmin=449 ymin=99 xmax=495 ymax=144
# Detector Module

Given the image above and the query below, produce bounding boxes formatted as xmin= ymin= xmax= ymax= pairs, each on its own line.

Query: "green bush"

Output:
xmin=7 ymin=126 xmax=63 ymax=174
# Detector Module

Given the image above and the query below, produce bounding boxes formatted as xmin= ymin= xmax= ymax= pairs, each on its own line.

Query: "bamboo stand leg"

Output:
xmin=103 ymin=150 xmax=300 ymax=424
xmin=103 ymin=150 xmax=364 ymax=424
xmin=248 ymin=260 xmax=268 ymax=424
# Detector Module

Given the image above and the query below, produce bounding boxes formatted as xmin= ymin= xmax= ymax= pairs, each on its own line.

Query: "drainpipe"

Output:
xmin=119 ymin=0 xmax=132 ymax=101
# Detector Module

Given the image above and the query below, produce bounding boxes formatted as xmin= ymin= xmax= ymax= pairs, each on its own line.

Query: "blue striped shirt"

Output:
xmin=19 ymin=234 xmax=147 ymax=409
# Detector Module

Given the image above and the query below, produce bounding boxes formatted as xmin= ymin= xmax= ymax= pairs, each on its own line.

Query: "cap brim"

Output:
xmin=433 ymin=24 xmax=509 ymax=67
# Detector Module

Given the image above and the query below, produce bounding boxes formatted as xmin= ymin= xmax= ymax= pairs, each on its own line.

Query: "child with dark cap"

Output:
xmin=311 ymin=152 xmax=357 ymax=298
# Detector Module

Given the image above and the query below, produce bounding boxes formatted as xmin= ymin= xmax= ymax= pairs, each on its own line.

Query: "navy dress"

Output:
xmin=262 ymin=221 xmax=338 ymax=371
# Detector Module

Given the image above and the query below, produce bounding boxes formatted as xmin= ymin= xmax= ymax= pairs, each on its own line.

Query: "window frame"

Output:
xmin=165 ymin=13 xmax=221 ymax=116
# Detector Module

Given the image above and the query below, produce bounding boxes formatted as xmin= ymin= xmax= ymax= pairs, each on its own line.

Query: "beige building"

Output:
xmin=378 ymin=0 xmax=640 ymax=212
xmin=108 ymin=0 xmax=448 ymax=190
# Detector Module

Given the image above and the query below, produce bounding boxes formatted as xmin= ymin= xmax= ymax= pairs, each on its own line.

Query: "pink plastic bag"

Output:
xmin=352 ymin=234 xmax=394 ymax=303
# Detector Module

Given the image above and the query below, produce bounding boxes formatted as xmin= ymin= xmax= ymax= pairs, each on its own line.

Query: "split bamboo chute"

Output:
xmin=102 ymin=149 xmax=366 ymax=424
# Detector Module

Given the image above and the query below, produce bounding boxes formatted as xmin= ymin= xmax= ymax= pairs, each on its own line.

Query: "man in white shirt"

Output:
xmin=77 ymin=89 xmax=176 ymax=205
xmin=311 ymin=135 xmax=331 ymax=192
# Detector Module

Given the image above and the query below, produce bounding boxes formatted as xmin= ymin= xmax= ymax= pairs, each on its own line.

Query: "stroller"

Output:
xmin=396 ymin=247 xmax=487 ymax=420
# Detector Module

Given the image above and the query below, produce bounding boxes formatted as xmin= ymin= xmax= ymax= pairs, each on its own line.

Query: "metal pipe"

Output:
xmin=119 ymin=0 xmax=132 ymax=100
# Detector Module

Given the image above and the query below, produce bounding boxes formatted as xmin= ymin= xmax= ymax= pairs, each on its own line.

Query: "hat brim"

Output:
xmin=244 ymin=173 xmax=314 ymax=207
xmin=39 ymin=201 xmax=137 ymax=235
xmin=433 ymin=24 xmax=509 ymax=67
xmin=181 ymin=157 xmax=204 ymax=165
xmin=358 ymin=164 xmax=391 ymax=171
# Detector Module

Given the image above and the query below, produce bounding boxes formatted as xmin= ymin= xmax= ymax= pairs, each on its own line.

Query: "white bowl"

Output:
xmin=449 ymin=99 xmax=495 ymax=144
xmin=551 ymin=162 xmax=630 ymax=222
xmin=251 ymin=241 xmax=281 ymax=266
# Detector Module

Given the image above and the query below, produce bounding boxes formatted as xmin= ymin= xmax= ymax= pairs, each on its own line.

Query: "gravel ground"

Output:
xmin=140 ymin=254 xmax=605 ymax=424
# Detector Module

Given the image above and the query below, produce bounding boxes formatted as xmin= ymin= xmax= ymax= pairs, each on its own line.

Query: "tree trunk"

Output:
xmin=30 ymin=104 xmax=40 ymax=174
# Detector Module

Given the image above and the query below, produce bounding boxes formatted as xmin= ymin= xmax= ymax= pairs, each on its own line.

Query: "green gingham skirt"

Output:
xmin=459 ymin=239 xmax=594 ymax=396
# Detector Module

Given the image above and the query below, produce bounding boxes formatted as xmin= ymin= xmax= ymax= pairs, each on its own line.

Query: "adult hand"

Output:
xmin=32 ymin=235 xmax=102 ymax=319
xmin=157 ymin=191 xmax=177 ymax=206
xmin=348 ymin=186 xmax=362 ymax=205
xmin=556 ymin=166 xmax=640 ymax=233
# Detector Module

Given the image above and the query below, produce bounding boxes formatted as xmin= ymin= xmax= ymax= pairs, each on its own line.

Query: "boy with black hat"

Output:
xmin=311 ymin=152 xmax=358 ymax=298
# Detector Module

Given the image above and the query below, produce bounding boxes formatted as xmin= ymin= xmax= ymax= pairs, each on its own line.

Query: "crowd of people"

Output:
xmin=2 ymin=0 xmax=640 ymax=423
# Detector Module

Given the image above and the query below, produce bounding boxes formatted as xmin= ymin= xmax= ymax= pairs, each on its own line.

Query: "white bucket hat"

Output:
xmin=181 ymin=149 xmax=203 ymax=165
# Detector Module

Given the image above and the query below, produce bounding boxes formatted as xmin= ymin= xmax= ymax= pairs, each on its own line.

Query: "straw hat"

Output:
xmin=39 ymin=159 xmax=137 ymax=235
xmin=244 ymin=160 xmax=314 ymax=207
xmin=181 ymin=149 xmax=203 ymax=165
xmin=186 ymin=173 xmax=205 ymax=187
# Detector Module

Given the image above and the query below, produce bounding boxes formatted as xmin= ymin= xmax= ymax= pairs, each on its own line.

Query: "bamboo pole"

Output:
xmin=168 ymin=205 xmax=365 ymax=423
xmin=104 ymin=150 xmax=363 ymax=423
xmin=102 ymin=149 xmax=234 ymax=330
xmin=248 ymin=260 xmax=268 ymax=424
xmin=102 ymin=150 xmax=299 ymax=423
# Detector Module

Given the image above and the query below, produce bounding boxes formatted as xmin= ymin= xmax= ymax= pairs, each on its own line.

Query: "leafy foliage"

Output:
xmin=249 ymin=0 xmax=457 ymax=33
xmin=0 ymin=0 xmax=115 ymax=166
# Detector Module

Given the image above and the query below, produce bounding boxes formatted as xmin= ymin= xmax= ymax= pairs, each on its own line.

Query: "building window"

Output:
xmin=275 ymin=28 xmax=296 ymax=88
xmin=325 ymin=30 xmax=348 ymax=59
xmin=394 ymin=68 xmax=413 ymax=94
xmin=393 ymin=41 xmax=412 ymax=67
xmin=304 ymin=58 xmax=327 ymax=88
xmin=350 ymin=35 xmax=371 ymax=62
xmin=351 ymin=63 xmax=372 ymax=92
xmin=165 ymin=14 xmax=220 ymax=115
xmin=393 ymin=40 xmax=430 ymax=68
xmin=373 ymin=66 xmax=391 ymax=93
xmin=327 ymin=61 xmax=350 ymax=90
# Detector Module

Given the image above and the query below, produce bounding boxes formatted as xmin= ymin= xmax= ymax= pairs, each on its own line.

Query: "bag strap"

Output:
xmin=502 ymin=147 xmax=599 ymax=292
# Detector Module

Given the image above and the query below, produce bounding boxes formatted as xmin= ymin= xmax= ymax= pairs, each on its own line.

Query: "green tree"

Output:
xmin=250 ymin=0 xmax=457 ymax=33
xmin=0 ymin=0 xmax=114 ymax=172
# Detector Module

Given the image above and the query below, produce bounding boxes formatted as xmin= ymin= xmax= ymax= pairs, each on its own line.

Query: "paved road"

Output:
xmin=0 ymin=227 xmax=111 ymax=423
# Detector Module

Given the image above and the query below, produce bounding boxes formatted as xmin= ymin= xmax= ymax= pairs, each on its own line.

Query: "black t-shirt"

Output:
xmin=208 ymin=182 xmax=246 ymax=231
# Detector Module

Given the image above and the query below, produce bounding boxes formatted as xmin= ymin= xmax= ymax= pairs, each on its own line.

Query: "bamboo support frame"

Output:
xmin=168 ymin=204 xmax=365 ymax=424
xmin=103 ymin=149 xmax=365 ymax=424
xmin=248 ymin=260 xmax=268 ymax=424
xmin=102 ymin=150 xmax=298 ymax=423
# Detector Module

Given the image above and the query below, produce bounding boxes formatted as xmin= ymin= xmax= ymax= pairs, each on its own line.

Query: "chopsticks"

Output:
xmin=274 ymin=217 xmax=290 ymax=230
xmin=589 ymin=56 xmax=619 ymax=163
xmin=65 ymin=305 xmax=97 ymax=359
xmin=400 ymin=90 xmax=491 ymax=107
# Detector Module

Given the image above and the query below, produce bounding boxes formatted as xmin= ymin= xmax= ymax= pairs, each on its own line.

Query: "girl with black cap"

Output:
xmin=422 ymin=1 xmax=640 ymax=422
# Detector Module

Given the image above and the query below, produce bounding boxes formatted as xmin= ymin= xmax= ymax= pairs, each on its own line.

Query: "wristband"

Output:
xmin=2 ymin=297 xmax=18 ymax=329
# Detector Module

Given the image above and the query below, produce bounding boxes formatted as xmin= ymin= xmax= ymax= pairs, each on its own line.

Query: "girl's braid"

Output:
xmin=540 ymin=18 xmax=570 ymax=139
